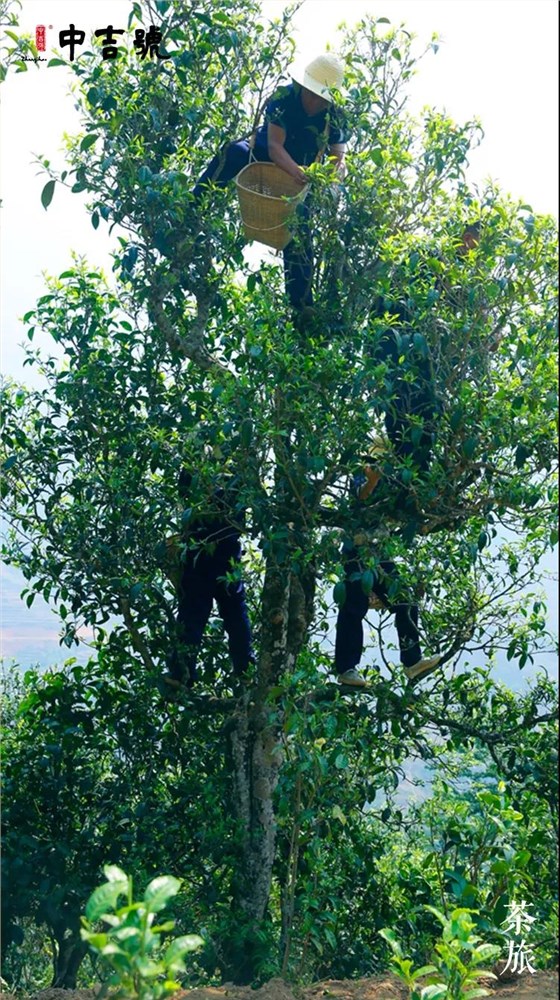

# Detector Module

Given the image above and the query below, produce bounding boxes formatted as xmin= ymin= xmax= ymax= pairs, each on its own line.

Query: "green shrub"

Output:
xmin=81 ymin=866 xmax=203 ymax=1000
xmin=381 ymin=907 xmax=500 ymax=1000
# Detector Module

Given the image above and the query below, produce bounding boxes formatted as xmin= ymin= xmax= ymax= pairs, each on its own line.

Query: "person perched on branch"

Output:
xmin=163 ymin=468 xmax=255 ymax=691
xmin=192 ymin=53 xmax=348 ymax=315
xmin=334 ymin=464 xmax=442 ymax=688
xmin=371 ymin=222 xmax=483 ymax=475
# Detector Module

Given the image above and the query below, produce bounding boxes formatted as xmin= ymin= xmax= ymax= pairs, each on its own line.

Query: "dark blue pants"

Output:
xmin=334 ymin=556 xmax=421 ymax=673
xmin=193 ymin=140 xmax=313 ymax=311
xmin=170 ymin=539 xmax=255 ymax=685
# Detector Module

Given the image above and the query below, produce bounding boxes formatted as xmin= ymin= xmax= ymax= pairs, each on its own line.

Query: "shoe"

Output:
xmin=338 ymin=668 xmax=368 ymax=688
xmin=403 ymin=654 xmax=442 ymax=680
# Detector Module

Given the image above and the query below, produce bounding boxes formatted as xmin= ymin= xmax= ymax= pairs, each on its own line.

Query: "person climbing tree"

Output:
xmin=334 ymin=464 xmax=442 ymax=688
xmin=370 ymin=222 xmax=483 ymax=475
xmin=163 ymin=467 xmax=255 ymax=690
xmin=192 ymin=53 xmax=348 ymax=315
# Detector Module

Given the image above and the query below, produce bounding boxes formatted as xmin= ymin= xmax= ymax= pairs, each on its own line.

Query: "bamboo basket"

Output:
xmin=235 ymin=161 xmax=309 ymax=250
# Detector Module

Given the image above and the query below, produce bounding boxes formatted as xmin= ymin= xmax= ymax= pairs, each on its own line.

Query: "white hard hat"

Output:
xmin=292 ymin=53 xmax=345 ymax=102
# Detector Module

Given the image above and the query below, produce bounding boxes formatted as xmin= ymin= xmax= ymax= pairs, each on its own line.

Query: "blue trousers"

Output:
xmin=335 ymin=556 xmax=421 ymax=673
xmin=194 ymin=140 xmax=313 ymax=311
xmin=170 ymin=538 xmax=255 ymax=685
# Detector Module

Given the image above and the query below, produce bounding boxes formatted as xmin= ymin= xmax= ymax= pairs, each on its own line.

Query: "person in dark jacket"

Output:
xmin=371 ymin=223 xmax=482 ymax=474
xmin=192 ymin=54 xmax=348 ymax=313
xmin=334 ymin=465 xmax=442 ymax=688
xmin=164 ymin=469 xmax=255 ymax=690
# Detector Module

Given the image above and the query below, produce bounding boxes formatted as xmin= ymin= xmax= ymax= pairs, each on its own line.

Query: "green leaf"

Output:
xmin=164 ymin=934 xmax=204 ymax=969
xmin=423 ymin=905 xmax=447 ymax=927
xmin=113 ymin=925 xmax=141 ymax=942
xmin=333 ymin=581 xmax=346 ymax=606
xmin=472 ymin=945 xmax=500 ymax=965
xmin=240 ymin=418 xmax=253 ymax=448
xmin=41 ymin=179 xmax=56 ymax=210
xmin=85 ymin=879 xmax=128 ymax=921
xmin=80 ymin=931 xmax=108 ymax=949
xmin=151 ymin=922 xmax=175 ymax=936
xmin=420 ymin=986 xmax=447 ymax=1000
xmin=379 ymin=927 xmax=403 ymax=958
xmin=413 ymin=965 xmax=438 ymax=979
xmin=450 ymin=408 xmax=463 ymax=431
xmin=426 ymin=256 xmax=444 ymax=274
xmin=324 ymin=927 xmax=337 ymax=949
xmin=413 ymin=333 xmax=428 ymax=354
xmin=331 ymin=804 xmax=347 ymax=825
xmin=490 ymin=860 xmax=509 ymax=875
xmin=144 ymin=875 xmax=181 ymax=912
xmin=98 ymin=941 xmax=128 ymax=957
xmin=135 ymin=958 xmax=162 ymax=978
xmin=104 ymin=865 xmax=128 ymax=882
xmin=80 ymin=133 xmax=98 ymax=151
xmin=401 ymin=468 xmax=413 ymax=486
xmin=361 ymin=569 xmax=374 ymax=595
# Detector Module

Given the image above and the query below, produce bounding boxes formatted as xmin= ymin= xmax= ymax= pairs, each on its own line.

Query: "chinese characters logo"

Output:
xmin=501 ymin=900 xmax=537 ymax=975
xmin=36 ymin=23 xmax=167 ymax=61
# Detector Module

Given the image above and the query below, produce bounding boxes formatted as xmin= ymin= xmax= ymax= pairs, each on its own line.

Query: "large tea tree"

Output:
xmin=1 ymin=0 xmax=558 ymax=983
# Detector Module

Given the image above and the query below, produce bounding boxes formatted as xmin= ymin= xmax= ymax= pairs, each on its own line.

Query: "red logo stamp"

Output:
xmin=35 ymin=25 xmax=46 ymax=51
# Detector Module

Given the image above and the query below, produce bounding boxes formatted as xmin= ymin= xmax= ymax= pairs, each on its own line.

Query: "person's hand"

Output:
xmin=364 ymin=464 xmax=379 ymax=483
xmin=292 ymin=166 xmax=308 ymax=186
xmin=358 ymin=464 xmax=382 ymax=500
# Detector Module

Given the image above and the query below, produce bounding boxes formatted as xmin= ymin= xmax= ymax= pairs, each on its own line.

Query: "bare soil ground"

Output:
xmin=4 ymin=968 xmax=557 ymax=1000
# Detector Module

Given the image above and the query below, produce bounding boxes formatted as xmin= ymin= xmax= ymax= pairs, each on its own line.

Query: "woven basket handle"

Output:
xmin=246 ymin=219 xmax=293 ymax=233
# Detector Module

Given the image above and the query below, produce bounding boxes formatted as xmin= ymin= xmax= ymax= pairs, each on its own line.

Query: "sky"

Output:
xmin=0 ymin=0 xmax=558 ymax=677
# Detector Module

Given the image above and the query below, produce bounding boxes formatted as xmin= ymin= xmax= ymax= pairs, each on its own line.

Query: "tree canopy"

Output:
xmin=1 ymin=0 xmax=558 ymax=988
